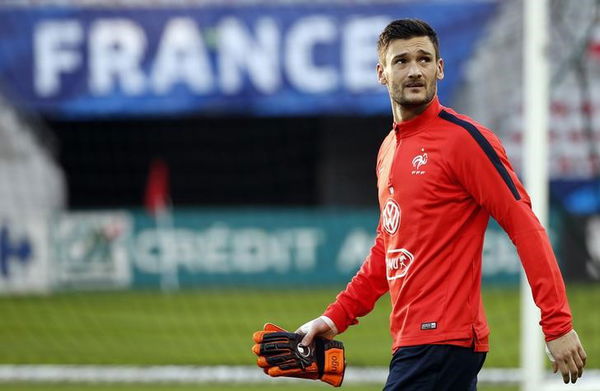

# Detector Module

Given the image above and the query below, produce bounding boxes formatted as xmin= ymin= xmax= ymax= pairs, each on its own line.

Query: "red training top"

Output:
xmin=323 ymin=96 xmax=572 ymax=353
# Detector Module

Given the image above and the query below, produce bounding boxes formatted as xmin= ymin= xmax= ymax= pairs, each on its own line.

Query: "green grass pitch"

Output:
xmin=0 ymin=283 xmax=597 ymax=390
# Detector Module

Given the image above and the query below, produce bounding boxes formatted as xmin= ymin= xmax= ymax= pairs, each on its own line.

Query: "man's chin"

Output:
xmin=398 ymin=96 xmax=430 ymax=107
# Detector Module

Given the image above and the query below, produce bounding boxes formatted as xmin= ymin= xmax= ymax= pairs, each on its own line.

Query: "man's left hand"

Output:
xmin=546 ymin=329 xmax=587 ymax=384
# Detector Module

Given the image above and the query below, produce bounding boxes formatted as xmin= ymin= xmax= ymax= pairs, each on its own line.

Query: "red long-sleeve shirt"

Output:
xmin=323 ymin=97 xmax=572 ymax=353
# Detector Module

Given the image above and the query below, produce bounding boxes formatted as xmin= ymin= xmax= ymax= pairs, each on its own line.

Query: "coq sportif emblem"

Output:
xmin=411 ymin=148 xmax=428 ymax=175
xmin=383 ymin=198 xmax=401 ymax=235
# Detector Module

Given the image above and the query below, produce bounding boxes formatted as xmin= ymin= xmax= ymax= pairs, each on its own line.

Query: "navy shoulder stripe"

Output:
xmin=439 ymin=110 xmax=521 ymax=201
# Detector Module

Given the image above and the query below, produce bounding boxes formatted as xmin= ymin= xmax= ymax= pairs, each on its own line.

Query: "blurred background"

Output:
xmin=0 ymin=0 xmax=598 ymax=390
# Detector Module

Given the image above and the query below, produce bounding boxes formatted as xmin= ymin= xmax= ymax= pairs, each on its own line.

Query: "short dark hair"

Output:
xmin=377 ymin=19 xmax=440 ymax=63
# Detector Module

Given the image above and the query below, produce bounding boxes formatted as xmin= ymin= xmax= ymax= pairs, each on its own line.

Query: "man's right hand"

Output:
xmin=546 ymin=329 xmax=587 ymax=384
xmin=296 ymin=316 xmax=338 ymax=346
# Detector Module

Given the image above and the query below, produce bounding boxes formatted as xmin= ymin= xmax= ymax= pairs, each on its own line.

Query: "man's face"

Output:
xmin=377 ymin=36 xmax=444 ymax=107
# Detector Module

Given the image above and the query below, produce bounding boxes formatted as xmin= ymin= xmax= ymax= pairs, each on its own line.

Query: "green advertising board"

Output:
xmin=128 ymin=208 xmax=529 ymax=288
xmin=49 ymin=207 xmax=566 ymax=291
xmin=130 ymin=208 xmax=380 ymax=287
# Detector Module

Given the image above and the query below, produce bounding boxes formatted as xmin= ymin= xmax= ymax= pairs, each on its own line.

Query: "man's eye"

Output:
xmin=395 ymin=58 xmax=406 ymax=64
xmin=420 ymin=57 xmax=432 ymax=63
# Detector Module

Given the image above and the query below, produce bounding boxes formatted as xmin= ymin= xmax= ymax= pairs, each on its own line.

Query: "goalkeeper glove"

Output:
xmin=252 ymin=323 xmax=345 ymax=387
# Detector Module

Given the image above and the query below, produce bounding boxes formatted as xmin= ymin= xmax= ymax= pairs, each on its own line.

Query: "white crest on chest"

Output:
xmin=411 ymin=148 xmax=428 ymax=175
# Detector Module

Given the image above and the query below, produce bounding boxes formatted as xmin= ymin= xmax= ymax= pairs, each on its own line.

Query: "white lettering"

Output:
xmin=231 ymin=229 xmax=271 ymax=273
xmin=336 ymin=229 xmax=375 ymax=272
xmin=34 ymin=20 xmax=83 ymax=97
xmin=32 ymin=15 xmax=397 ymax=101
xmin=135 ymin=229 xmax=185 ymax=274
xmin=135 ymin=230 xmax=162 ymax=273
xmin=133 ymin=225 xmax=324 ymax=275
xmin=217 ymin=17 xmax=279 ymax=94
xmin=151 ymin=18 xmax=213 ymax=94
xmin=286 ymin=16 xmax=337 ymax=93
xmin=89 ymin=19 xmax=147 ymax=95
xmin=293 ymin=228 xmax=323 ymax=271
xmin=268 ymin=231 xmax=293 ymax=273
xmin=343 ymin=17 xmax=388 ymax=92
xmin=387 ymin=256 xmax=399 ymax=270
xmin=169 ymin=229 xmax=196 ymax=271
xmin=202 ymin=225 xmax=230 ymax=273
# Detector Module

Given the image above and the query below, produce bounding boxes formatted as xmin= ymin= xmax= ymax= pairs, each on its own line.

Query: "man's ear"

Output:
xmin=437 ymin=58 xmax=445 ymax=80
xmin=377 ymin=63 xmax=387 ymax=85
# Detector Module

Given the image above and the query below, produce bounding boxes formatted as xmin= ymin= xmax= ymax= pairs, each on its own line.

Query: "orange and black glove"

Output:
xmin=252 ymin=323 xmax=345 ymax=387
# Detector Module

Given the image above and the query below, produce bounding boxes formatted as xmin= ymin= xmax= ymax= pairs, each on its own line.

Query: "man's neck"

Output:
xmin=392 ymin=101 xmax=429 ymax=123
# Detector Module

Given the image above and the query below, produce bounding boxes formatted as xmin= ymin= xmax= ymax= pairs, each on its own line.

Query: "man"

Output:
xmin=297 ymin=19 xmax=587 ymax=390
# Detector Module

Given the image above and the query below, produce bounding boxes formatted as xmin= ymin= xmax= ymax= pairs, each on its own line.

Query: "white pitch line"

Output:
xmin=0 ymin=365 xmax=599 ymax=388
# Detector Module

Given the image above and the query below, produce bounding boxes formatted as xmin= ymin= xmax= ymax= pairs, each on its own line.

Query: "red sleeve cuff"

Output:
xmin=544 ymin=325 xmax=573 ymax=342
xmin=323 ymin=304 xmax=356 ymax=334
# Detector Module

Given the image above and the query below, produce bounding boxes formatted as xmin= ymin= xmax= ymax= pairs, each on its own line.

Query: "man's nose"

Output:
xmin=407 ymin=62 xmax=423 ymax=78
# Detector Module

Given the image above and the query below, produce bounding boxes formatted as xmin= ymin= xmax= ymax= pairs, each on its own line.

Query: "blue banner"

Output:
xmin=0 ymin=3 xmax=497 ymax=118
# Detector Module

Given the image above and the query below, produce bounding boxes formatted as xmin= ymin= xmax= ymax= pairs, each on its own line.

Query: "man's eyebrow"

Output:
xmin=390 ymin=52 xmax=408 ymax=61
xmin=390 ymin=49 xmax=434 ymax=61
xmin=416 ymin=49 xmax=434 ymax=56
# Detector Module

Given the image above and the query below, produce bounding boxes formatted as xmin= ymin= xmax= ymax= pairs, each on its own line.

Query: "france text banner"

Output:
xmin=0 ymin=3 xmax=497 ymax=117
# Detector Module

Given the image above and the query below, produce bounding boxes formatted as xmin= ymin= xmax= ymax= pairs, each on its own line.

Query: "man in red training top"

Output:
xmin=296 ymin=19 xmax=586 ymax=390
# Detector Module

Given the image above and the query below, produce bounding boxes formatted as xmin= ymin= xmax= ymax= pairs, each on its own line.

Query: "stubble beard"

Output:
xmin=391 ymin=82 xmax=436 ymax=108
